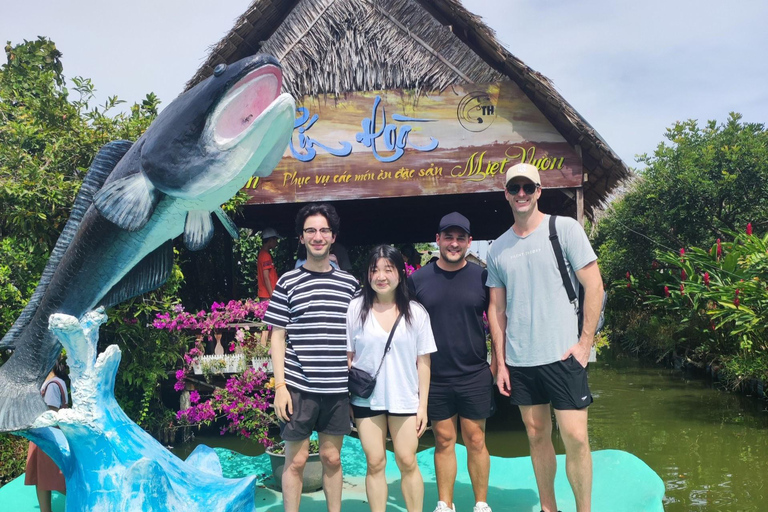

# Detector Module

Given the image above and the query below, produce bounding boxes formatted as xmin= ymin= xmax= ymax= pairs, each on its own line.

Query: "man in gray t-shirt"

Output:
xmin=486 ymin=163 xmax=604 ymax=512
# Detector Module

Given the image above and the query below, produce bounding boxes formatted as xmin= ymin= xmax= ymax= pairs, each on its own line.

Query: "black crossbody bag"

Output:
xmin=548 ymin=215 xmax=607 ymax=337
xmin=348 ymin=312 xmax=403 ymax=398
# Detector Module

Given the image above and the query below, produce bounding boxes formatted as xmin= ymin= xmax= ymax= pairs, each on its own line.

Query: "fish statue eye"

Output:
xmin=214 ymin=63 xmax=227 ymax=77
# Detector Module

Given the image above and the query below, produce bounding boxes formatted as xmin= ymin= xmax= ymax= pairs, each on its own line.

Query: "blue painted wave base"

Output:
xmin=22 ymin=308 xmax=258 ymax=512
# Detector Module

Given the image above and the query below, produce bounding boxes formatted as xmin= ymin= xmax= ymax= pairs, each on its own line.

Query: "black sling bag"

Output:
xmin=548 ymin=215 xmax=607 ymax=337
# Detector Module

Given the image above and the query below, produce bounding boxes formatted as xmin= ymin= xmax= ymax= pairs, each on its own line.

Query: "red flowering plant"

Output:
xmin=641 ymin=224 xmax=768 ymax=383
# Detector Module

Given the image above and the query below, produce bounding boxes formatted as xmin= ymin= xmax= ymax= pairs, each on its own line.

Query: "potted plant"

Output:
xmin=175 ymin=365 xmax=322 ymax=492
xmin=265 ymin=439 xmax=322 ymax=492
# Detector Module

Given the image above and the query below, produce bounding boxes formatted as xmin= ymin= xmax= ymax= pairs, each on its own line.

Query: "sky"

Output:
xmin=2 ymin=0 xmax=767 ymax=169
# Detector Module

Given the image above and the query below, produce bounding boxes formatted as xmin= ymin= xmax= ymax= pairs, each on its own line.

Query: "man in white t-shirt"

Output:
xmin=486 ymin=163 xmax=604 ymax=512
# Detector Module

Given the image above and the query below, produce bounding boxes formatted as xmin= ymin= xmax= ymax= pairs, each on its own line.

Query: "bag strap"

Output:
xmin=373 ymin=312 xmax=404 ymax=379
xmin=41 ymin=379 xmax=67 ymax=408
xmin=548 ymin=215 xmax=578 ymax=306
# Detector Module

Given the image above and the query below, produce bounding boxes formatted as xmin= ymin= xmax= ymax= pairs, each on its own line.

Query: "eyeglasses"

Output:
xmin=506 ymin=183 xmax=539 ymax=195
xmin=303 ymin=227 xmax=333 ymax=236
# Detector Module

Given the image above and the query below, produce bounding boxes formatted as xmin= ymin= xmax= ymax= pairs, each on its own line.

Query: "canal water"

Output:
xmin=174 ymin=356 xmax=768 ymax=511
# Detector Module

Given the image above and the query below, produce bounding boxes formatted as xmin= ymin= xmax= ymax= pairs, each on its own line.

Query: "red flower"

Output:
xmin=734 ymin=289 xmax=740 ymax=307
xmin=703 ymin=272 xmax=710 ymax=287
xmin=747 ymin=223 xmax=753 ymax=235
xmin=664 ymin=286 xmax=670 ymax=297
xmin=716 ymin=239 xmax=722 ymax=259
xmin=710 ymin=320 xmax=716 ymax=331
xmin=627 ymin=282 xmax=631 ymax=289
xmin=680 ymin=283 xmax=685 ymax=295
xmin=626 ymin=271 xmax=631 ymax=279
xmin=681 ymin=269 xmax=687 ymax=281
xmin=652 ymin=260 xmax=659 ymax=270
xmin=680 ymin=248 xmax=685 ymax=257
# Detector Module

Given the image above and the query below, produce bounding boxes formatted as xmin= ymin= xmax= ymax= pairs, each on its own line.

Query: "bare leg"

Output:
xmin=283 ymin=438 xmax=310 ymax=512
xmin=432 ymin=415 xmax=458 ymax=506
xmin=318 ymin=433 xmax=345 ymax=512
xmin=36 ymin=487 xmax=53 ymax=512
xmin=519 ymin=405 xmax=557 ymax=512
xmin=459 ymin=417 xmax=490 ymax=504
xmin=389 ymin=415 xmax=423 ymax=512
xmin=355 ymin=415 xmax=389 ymax=512
xmin=554 ymin=408 xmax=592 ymax=512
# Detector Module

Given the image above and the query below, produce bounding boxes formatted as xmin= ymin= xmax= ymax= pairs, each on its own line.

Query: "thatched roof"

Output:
xmin=187 ymin=0 xmax=630 ymax=217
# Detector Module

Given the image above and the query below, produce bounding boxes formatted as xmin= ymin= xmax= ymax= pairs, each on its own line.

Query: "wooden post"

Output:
xmin=576 ymin=187 xmax=584 ymax=226
xmin=574 ymin=143 xmax=585 ymax=226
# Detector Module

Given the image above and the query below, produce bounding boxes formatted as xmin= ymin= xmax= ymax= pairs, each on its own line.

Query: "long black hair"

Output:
xmin=359 ymin=245 xmax=413 ymax=327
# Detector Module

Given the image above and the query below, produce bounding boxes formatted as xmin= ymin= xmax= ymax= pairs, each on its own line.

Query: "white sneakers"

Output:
xmin=434 ymin=501 xmax=492 ymax=512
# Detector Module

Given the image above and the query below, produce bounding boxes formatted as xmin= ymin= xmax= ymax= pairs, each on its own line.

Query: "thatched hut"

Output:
xmin=188 ymin=0 xmax=629 ymax=243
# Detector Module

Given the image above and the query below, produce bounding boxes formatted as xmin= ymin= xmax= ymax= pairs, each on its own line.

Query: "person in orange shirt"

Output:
xmin=258 ymin=227 xmax=280 ymax=346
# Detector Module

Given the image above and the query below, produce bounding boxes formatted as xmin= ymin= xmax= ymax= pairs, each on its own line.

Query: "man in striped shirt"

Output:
xmin=265 ymin=203 xmax=359 ymax=512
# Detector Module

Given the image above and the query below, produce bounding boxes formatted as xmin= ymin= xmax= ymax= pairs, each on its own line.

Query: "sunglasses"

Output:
xmin=506 ymin=183 xmax=539 ymax=195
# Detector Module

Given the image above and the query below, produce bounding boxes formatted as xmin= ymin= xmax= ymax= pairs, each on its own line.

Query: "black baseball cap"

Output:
xmin=438 ymin=212 xmax=471 ymax=235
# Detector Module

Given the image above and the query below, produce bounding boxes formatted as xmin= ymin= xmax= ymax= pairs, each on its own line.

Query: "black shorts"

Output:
xmin=507 ymin=355 xmax=593 ymax=410
xmin=279 ymin=388 xmax=352 ymax=441
xmin=428 ymin=367 xmax=496 ymax=421
xmin=351 ymin=404 xmax=414 ymax=419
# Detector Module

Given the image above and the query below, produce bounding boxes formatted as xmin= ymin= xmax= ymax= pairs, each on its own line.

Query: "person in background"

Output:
xmin=487 ymin=163 xmax=604 ymax=512
xmin=25 ymin=356 xmax=69 ymax=512
xmin=409 ymin=213 xmax=494 ymax=512
xmin=331 ymin=241 xmax=353 ymax=271
xmin=265 ymin=203 xmax=360 ymax=512
xmin=258 ymin=227 xmax=280 ymax=346
xmin=347 ymin=245 xmax=436 ymax=512
xmin=401 ymin=245 xmax=422 ymax=272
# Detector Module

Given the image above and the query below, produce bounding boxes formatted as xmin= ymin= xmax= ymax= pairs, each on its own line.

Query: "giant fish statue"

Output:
xmin=0 ymin=53 xmax=296 ymax=432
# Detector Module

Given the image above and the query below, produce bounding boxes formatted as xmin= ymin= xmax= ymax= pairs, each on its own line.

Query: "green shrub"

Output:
xmin=0 ymin=433 xmax=28 ymax=485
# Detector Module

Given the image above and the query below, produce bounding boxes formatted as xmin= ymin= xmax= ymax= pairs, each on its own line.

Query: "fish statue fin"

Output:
xmin=213 ymin=208 xmax=240 ymax=240
xmin=0 ymin=374 xmax=48 ymax=432
xmin=1 ymin=140 xmax=133 ymax=350
xmin=183 ymin=210 xmax=215 ymax=251
xmin=93 ymin=170 xmax=160 ymax=231
xmin=98 ymin=241 xmax=175 ymax=309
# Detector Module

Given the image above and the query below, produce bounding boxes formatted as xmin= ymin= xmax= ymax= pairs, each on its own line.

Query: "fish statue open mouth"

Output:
xmin=0 ymin=53 xmax=297 ymax=432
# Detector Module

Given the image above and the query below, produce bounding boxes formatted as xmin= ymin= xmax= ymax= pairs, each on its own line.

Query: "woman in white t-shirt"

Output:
xmin=347 ymin=245 xmax=436 ymax=512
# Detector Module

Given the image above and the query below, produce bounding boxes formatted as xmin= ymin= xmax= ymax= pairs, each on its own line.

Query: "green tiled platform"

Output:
xmin=1 ymin=436 xmax=664 ymax=512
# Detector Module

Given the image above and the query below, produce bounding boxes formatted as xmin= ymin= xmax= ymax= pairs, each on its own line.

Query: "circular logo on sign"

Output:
xmin=457 ymin=92 xmax=496 ymax=132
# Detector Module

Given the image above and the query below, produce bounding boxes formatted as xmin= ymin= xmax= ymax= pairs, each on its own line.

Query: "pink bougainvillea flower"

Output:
xmin=189 ymin=390 xmax=200 ymax=404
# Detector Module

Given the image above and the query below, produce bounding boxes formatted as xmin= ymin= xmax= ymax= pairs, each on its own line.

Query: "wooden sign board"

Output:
xmin=244 ymin=81 xmax=582 ymax=204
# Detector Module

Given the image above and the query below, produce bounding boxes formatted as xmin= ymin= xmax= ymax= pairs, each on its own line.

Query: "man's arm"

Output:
xmin=270 ymin=327 xmax=293 ymax=422
xmin=562 ymin=260 xmax=604 ymax=367
xmin=488 ymin=286 xmax=510 ymax=396
xmin=261 ymin=267 xmax=274 ymax=296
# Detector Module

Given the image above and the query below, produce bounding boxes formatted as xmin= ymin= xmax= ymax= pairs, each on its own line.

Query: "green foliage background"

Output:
xmin=0 ymin=38 xmax=178 ymax=483
xmin=596 ymin=113 xmax=768 ymax=382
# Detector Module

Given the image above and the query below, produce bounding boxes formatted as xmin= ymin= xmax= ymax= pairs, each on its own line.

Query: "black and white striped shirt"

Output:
xmin=264 ymin=267 xmax=360 ymax=394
